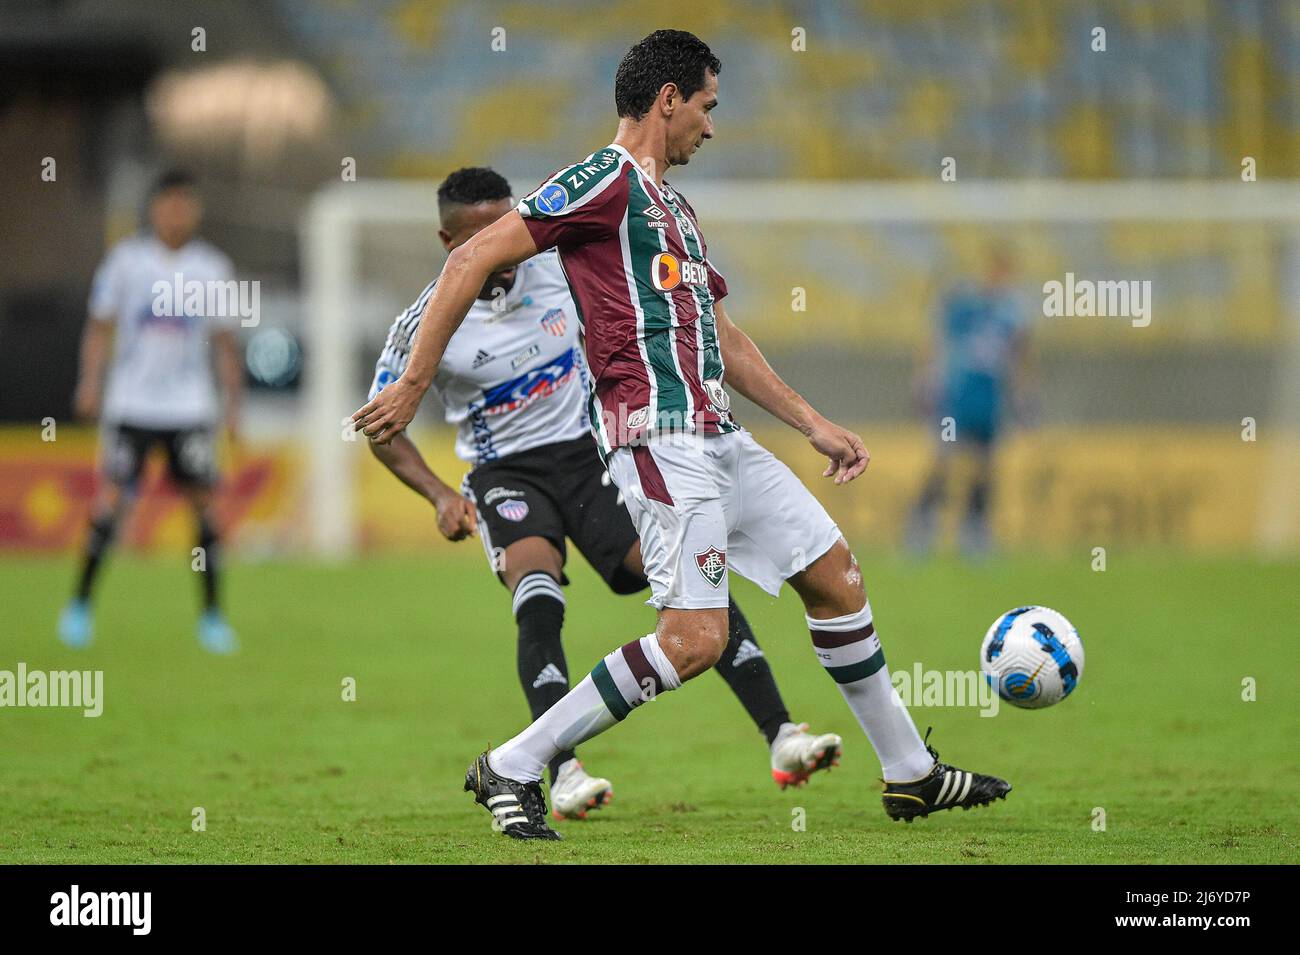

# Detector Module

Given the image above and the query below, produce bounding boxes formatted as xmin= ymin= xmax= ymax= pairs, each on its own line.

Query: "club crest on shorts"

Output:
xmin=694 ymin=546 xmax=727 ymax=588
xmin=496 ymin=500 xmax=530 ymax=522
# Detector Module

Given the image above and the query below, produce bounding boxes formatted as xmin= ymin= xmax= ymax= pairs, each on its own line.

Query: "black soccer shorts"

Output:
xmin=101 ymin=422 xmax=218 ymax=490
xmin=462 ymin=435 xmax=646 ymax=595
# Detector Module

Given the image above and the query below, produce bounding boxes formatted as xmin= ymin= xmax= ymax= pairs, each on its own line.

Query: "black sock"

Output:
xmin=76 ymin=513 xmax=117 ymax=601
xmin=512 ymin=573 xmax=574 ymax=784
xmin=714 ymin=597 xmax=790 ymax=745
xmin=197 ymin=515 xmax=220 ymax=611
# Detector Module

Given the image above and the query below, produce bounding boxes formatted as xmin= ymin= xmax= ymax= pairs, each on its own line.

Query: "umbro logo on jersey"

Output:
xmin=644 ymin=204 xmax=669 ymax=228
xmin=731 ymin=639 xmax=765 ymax=668
xmin=532 ymin=664 xmax=567 ymax=689
xmin=471 ymin=349 xmax=496 ymax=369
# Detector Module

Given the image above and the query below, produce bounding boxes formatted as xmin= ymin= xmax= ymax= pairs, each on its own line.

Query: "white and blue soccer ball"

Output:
xmin=979 ymin=606 xmax=1084 ymax=709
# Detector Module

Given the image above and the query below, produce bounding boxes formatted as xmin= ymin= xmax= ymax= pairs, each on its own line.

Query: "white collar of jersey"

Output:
xmin=605 ymin=141 xmax=682 ymax=211
xmin=607 ymin=142 xmax=660 ymax=193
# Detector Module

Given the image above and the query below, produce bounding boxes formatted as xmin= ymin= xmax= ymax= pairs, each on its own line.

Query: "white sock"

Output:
xmin=489 ymin=635 xmax=680 ymax=782
xmin=807 ymin=602 xmax=935 ymax=781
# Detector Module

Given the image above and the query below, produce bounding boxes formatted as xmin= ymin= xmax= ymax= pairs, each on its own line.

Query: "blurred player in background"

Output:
xmin=906 ymin=244 xmax=1033 ymax=557
xmin=368 ymin=167 xmax=843 ymax=820
xmin=354 ymin=31 xmax=1010 ymax=840
xmin=58 ymin=170 xmax=243 ymax=654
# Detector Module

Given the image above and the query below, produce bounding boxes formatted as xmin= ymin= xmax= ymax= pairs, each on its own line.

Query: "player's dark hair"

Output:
xmin=614 ymin=29 xmax=720 ymax=121
xmin=150 ymin=168 xmax=196 ymax=197
xmin=437 ymin=167 xmax=513 ymax=214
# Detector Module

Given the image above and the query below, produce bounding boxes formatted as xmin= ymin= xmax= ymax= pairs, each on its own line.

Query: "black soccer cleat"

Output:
xmin=881 ymin=728 xmax=1011 ymax=823
xmin=464 ymin=750 xmax=562 ymax=840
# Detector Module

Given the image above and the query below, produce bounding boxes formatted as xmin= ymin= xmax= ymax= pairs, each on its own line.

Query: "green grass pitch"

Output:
xmin=1 ymin=552 xmax=1296 ymax=864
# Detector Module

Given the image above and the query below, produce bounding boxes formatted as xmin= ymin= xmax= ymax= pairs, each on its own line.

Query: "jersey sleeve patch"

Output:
xmin=517 ymin=148 xmax=627 ymax=251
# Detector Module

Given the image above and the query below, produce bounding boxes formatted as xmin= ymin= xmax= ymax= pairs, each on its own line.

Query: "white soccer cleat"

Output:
xmin=549 ymin=760 xmax=613 ymax=820
xmin=770 ymin=722 xmax=843 ymax=790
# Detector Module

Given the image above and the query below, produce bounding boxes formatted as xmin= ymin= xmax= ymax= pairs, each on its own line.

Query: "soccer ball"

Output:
xmin=979 ymin=606 xmax=1084 ymax=709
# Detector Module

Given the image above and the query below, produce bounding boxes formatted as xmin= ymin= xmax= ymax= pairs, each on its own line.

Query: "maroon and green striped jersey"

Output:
xmin=517 ymin=142 xmax=739 ymax=457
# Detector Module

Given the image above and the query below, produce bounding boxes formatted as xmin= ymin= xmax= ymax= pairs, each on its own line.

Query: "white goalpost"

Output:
xmin=301 ymin=179 xmax=1300 ymax=557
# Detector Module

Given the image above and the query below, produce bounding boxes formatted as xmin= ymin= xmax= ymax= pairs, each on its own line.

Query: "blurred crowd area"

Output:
xmin=281 ymin=0 xmax=1300 ymax=181
xmin=2 ymin=0 xmax=1297 ymax=555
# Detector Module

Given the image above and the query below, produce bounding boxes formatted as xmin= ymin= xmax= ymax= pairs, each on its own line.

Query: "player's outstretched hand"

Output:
xmin=807 ymin=417 xmax=870 ymax=485
xmin=434 ymin=492 xmax=478 ymax=542
xmin=352 ymin=377 xmax=422 ymax=445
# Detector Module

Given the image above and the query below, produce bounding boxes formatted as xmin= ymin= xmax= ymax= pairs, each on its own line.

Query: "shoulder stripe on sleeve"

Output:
xmin=396 ymin=279 xmax=437 ymax=333
xmin=377 ymin=278 xmax=437 ymax=374
xmin=519 ymin=148 xmax=625 ymax=219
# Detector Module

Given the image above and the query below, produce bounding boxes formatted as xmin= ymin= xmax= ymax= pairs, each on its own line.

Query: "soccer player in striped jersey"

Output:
xmin=367 ymin=167 xmax=842 ymax=820
xmin=355 ymin=32 xmax=1011 ymax=839
xmin=59 ymin=170 xmax=242 ymax=654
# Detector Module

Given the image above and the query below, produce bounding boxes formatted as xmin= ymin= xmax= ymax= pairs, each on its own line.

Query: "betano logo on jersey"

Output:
xmin=477 ymin=347 xmax=578 ymax=416
xmin=651 ymin=253 xmax=709 ymax=292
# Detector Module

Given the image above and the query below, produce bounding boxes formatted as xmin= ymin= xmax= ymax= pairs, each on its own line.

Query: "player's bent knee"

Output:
xmin=501 ymin=537 xmax=564 ymax=590
xmin=655 ymin=607 xmax=728 ymax=679
xmin=792 ymin=537 xmax=866 ymax=617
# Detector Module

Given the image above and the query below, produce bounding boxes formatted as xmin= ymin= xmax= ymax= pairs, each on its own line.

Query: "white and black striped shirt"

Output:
xmin=369 ymin=250 xmax=589 ymax=466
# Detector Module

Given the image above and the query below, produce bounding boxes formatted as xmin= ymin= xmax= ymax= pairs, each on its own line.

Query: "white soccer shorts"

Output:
xmin=606 ymin=430 xmax=842 ymax=610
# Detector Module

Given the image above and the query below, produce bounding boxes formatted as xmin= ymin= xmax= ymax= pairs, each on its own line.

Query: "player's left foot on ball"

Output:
xmin=881 ymin=728 xmax=1011 ymax=822
xmin=549 ymin=759 xmax=613 ymax=820
xmin=197 ymin=609 xmax=239 ymax=655
xmin=770 ymin=721 xmax=843 ymax=789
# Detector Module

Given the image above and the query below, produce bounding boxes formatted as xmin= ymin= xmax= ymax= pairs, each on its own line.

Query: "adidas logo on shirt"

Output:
xmin=532 ymin=663 xmax=567 ymax=689
xmin=732 ymin=639 xmax=765 ymax=668
xmin=471 ymin=349 xmax=496 ymax=369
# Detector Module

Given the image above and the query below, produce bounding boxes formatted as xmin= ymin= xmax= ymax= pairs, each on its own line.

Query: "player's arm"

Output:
xmin=213 ymin=328 xmax=243 ymax=442
xmin=73 ymin=315 xmax=114 ymax=420
xmin=351 ymin=212 xmax=539 ymax=444
xmin=368 ymin=433 xmax=477 ymax=541
xmin=714 ymin=300 xmax=868 ymax=484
